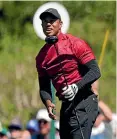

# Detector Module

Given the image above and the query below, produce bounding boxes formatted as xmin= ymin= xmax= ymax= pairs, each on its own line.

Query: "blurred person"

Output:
xmin=26 ymin=119 xmax=39 ymax=137
xmin=8 ymin=117 xmax=22 ymax=139
xmin=32 ymin=109 xmax=51 ymax=139
xmin=91 ymin=80 xmax=99 ymax=96
xmin=99 ymin=100 xmax=113 ymax=139
xmin=21 ymin=130 xmax=31 ymax=139
xmin=36 ymin=8 xmax=101 ymax=139
xmin=91 ymin=81 xmax=113 ymax=139
xmin=91 ymin=122 xmax=105 ymax=139
xmin=98 ymin=100 xmax=112 ymax=123
xmin=110 ymin=113 xmax=117 ymax=138
xmin=91 ymin=101 xmax=112 ymax=139
xmin=0 ymin=127 xmax=8 ymax=139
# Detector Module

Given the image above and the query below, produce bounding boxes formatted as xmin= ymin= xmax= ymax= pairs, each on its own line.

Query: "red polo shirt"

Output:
xmin=36 ymin=33 xmax=95 ymax=96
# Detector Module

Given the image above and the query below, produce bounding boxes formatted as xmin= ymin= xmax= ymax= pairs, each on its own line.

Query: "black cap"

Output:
xmin=40 ymin=8 xmax=61 ymax=20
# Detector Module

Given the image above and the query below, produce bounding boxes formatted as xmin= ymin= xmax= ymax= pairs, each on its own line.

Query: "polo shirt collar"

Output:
xmin=57 ymin=32 xmax=66 ymax=41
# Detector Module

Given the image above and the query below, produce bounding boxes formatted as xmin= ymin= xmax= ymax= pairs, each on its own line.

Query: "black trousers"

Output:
xmin=60 ymin=91 xmax=98 ymax=139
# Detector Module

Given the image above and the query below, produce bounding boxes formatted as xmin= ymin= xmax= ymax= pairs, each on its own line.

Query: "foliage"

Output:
xmin=0 ymin=1 xmax=116 ymax=125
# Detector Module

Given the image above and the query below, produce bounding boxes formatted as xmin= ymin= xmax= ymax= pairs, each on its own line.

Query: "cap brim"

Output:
xmin=38 ymin=117 xmax=51 ymax=122
xmin=40 ymin=12 xmax=59 ymax=20
xmin=8 ymin=125 xmax=22 ymax=130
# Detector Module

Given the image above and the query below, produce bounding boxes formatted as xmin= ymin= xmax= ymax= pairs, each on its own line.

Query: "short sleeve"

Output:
xmin=73 ymin=40 xmax=96 ymax=64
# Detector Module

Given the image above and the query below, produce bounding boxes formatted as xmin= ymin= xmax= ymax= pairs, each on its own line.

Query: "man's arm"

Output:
xmin=94 ymin=101 xmax=112 ymax=127
xmin=39 ymin=75 xmax=52 ymax=105
xmin=73 ymin=40 xmax=101 ymax=90
xmin=62 ymin=40 xmax=101 ymax=101
xmin=62 ymin=59 xmax=101 ymax=101
xmin=38 ymin=75 xmax=56 ymax=120
xmin=98 ymin=100 xmax=112 ymax=121
xmin=91 ymin=80 xmax=99 ymax=96
xmin=76 ymin=59 xmax=101 ymax=90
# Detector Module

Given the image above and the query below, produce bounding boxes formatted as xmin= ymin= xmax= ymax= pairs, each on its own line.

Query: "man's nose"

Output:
xmin=46 ymin=22 xmax=51 ymax=26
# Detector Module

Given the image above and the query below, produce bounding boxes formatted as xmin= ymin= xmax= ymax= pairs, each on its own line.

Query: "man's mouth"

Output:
xmin=46 ymin=28 xmax=52 ymax=31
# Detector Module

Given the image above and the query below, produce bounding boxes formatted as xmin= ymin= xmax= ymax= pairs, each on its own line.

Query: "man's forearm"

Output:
xmin=76 ymin=60 xmax=101 ymax=90
xmin=99 ymin=101 xmax=112 ymax=121
xmin=40 ymin=90 xmax=52 ymax=106
xmin=39 ymin=75 xmax=52 ymax=106
xmin=40 ymin=91 xmax=56 ymax=120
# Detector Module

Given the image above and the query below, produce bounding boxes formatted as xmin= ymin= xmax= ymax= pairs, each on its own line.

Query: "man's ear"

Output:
xmin=59 ymin=20 xmax=63 ymax=28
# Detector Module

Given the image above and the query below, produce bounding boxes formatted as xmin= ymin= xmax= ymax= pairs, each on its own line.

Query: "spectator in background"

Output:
xmin=26 ymin=119 xmax=39 ymax=137
xmin=0 ymin=127 xmax=8 ymax=139
xmin=8 ymin=117 xmax=22 ymax=139
xmin=91 ymin=80 xmax=99 ymax=96
xmin=110 ymin=113 xmax=117 ymax=138
xmin=32 ymin=109 xmax=51 ymax=139
xmin=91 ymin=100 xmax=113 ymax=139
xmin=97 ymin=100 xmax=112 ymax=126
xmin=21 ymin=130 xmax=31 ymax=139
xmin=91 ymin=81 xmax=113 ymax=139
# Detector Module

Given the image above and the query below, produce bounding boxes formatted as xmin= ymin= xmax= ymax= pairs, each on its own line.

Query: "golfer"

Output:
xmin=36 ymin=8 xmax=101 ymax=139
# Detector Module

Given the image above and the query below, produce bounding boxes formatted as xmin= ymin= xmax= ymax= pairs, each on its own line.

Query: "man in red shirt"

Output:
xmin=36 ymin=8 xmax=101 ymax=139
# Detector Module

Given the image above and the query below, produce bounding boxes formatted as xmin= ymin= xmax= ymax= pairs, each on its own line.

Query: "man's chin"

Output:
xmin=46 ymin=32 xmax=55 ymax=37
xmin=47 ymin=34 xmax=54 ymax=37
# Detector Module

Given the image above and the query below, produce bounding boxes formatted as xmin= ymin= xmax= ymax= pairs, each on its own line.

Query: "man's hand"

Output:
xmin=46 ymin=100 xmax=57 ymax=120
xmin=62 ymin=84 xmax=78 ymax=101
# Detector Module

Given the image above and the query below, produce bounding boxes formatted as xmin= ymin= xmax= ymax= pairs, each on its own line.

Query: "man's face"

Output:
xmin=41 ymin=14 xmax=62 ymax=37
xmin=0 ymin=133 xmax=8 ymax=139
xmin=9 ymin=129 xmax=22 ymax=139
xmin=38 ymin=119 xmax=50 ymax=135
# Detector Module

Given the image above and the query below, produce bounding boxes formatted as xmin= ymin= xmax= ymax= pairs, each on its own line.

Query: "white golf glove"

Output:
xmin=62 ymin=84 xmax=78 ymax=101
